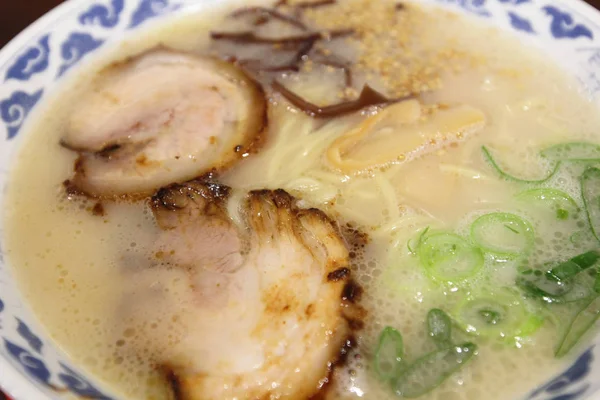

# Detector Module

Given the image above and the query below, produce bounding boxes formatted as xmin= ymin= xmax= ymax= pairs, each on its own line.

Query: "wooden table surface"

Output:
xmin=1 ymin=0 xmax=600 ymax=47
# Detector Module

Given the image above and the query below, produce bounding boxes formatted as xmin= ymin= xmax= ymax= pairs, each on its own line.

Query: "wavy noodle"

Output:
xmin=374 ymin=174 xmax=400 ymax=223
xmin=334 ymin=204 xmax=376 ymax=226
xmin=306 ymin=170 xmax=349 ymax=185
xmin=284 ymin=176 xmax=339 ymax=204
xmin=344 ymin=178 xmax=379 ymax=201
xmin=267 ymin=113 xmax=317 ymax=182
xmin=257 ymin=107 xmax=447 ymax=231
xmin=266 ymin=112 xmax=355 ymax=185
xmin=376 ymin=209 xmax=443 ymax=239
xmin=438 ymin=163 xmax=490 ymax=181
xmin=325 ymin=173 xmax=403 ymax=228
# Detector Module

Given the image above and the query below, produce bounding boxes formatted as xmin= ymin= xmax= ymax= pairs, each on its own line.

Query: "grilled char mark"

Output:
xmin=63 ymin=179 xmax=88 ymax=198
xmin=247 ymin=190 xmax=362 ymax=294
xmin=327 ymin=267 xmax=350 ymax=282
xmin=308 ymin=335 xmax=357 ymax=400
xmin=151 ymin=179 xmax=231 ymax=213
xmin=92 ymin=202 xmax=105 ymax=216
xmin=160 ymin=366 xmax=185 ymax=400
xmin=341 ymin=223 xmax=369 ymax=253
xmin=342 ymin=279 xmax=363 ymax=304
xmin=249 ymin=188 xmax=295 ymax=209
xmin=336 ymin=335 xmax=357 ymax=367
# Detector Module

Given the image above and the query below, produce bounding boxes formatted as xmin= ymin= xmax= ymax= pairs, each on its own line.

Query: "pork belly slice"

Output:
xmin=61 ymin=49 xmax=266 ymax=197
xmin=124 ymin=180 xmax=359 ymax=399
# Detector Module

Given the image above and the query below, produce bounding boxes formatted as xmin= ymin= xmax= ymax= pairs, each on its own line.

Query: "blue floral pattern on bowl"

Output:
xmin=0 ymin=0 xmax=599 ymax=399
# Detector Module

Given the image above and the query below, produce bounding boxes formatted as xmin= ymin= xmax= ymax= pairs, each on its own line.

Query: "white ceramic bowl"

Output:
xmin=1 ymin=0 xmax=600 ymax=399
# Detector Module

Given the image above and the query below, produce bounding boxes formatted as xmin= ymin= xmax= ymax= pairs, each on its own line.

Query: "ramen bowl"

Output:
xmin=1 ymin=0 xmax=600 ymax=399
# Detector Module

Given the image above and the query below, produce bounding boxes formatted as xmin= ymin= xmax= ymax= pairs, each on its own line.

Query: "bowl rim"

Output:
xmin=1 ymin=0 xmax=600 ymax=399
xmin=0 ymin=2 xmax=93 ymax=398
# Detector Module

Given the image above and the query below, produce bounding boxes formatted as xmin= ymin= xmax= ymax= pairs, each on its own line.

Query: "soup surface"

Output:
xmin=4 ymin=1 xmax=600 ymax=399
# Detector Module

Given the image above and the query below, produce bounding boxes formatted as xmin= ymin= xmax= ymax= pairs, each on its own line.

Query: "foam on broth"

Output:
xmin=4 ymin=1 xmax=600 ymax=399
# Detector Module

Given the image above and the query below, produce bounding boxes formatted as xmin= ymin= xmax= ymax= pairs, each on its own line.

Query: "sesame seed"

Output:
xmin=295 ymin=0 xmax=483 ymax=99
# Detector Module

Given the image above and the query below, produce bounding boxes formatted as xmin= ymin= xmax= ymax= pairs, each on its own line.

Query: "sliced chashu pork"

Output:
xmin=124 ymin=180 xmax=358 ymax=400
xmin=61 ymin=49 xmax=266 ymax=197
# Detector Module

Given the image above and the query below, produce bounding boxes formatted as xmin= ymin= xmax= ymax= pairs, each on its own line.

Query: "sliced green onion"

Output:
xmin=482 ymin=146 xmax=560 ymax=184
xmin=516 ymin=274 xmax=572 ymax=303
xmin=419 ymin=232 xmax=484 ymax=282
xmin=561 ymin=280 xmax=596 ymax=303
xmin=581 ymin=167 xmax=600 ymax=243
xmin=541 ymin=142 xmax=600 ymax=162
xmin=555 ymin=296 xmax=600 ymax=358
xmin=470 ymin=213 xmax=535 ymax=257
xmin=374 ymin=327 xmax=404 ymax=381
xmin=505 ymin=224 xmax=519 ymax=234
xmin=453 ymin=291 xmax=543 ymax=341
xmin=407 ymin=226 xmax=430 ymax=255
xmin=517 ymin=252 xmax=600 ymax=304
xmin=517 ymin=273 xmax=596 ymax=304
xmin=549 ymin=250 xmax=600 ymax=281
xmin=515 ymin=188 xmax=579 ymax=221
xmin=427 ymin=309 xmax=452 ymax=349
xmin=392 ymin=342 xmax=477 ymax=398
xmin=517 ymin=312 xmax=546 ymax=339
xmin=478 ymin=309 xmax=502 ymax=325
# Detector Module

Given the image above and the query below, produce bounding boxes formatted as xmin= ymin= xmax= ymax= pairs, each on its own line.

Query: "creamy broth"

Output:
xmin=4 ymin=1 xmax=600 ymax=400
